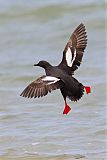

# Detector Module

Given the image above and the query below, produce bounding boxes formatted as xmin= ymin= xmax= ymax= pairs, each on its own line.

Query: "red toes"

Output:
xmin=85 ymin=86 xmax=91 ymax=94
xmin=63 ymin=104 xmax=71 ymax=115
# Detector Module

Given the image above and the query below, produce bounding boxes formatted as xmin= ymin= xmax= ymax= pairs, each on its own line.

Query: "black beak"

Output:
xmin=34 ymin=63 xmax=38 ymax=66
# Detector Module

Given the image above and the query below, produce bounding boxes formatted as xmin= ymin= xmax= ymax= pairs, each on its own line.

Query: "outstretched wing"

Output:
xmin=20 ymin=75 xmax=63 ymax=98
xmin=59 ymin=23 xmax=87 ymax=75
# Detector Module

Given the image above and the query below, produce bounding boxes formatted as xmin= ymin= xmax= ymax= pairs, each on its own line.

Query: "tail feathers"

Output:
xmin=68 ymin=83 xmax=84 ymax=102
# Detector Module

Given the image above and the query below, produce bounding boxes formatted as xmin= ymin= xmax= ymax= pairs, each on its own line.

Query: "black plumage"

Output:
xmin=20 ymin=23 xmax=90 ymax=114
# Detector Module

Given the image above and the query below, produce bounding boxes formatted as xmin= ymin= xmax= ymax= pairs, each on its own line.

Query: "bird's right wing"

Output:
xmin=59 ymin=23 xmax=87 ymax=75
xmin=20 ymin=75 xmax=63 ymax=98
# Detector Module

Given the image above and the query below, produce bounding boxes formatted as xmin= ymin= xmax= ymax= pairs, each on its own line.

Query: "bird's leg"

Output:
xmin=85 ymin=86 xmax=91 ymax=94
xmin=63 ymin=99 xmax=71 ymax=115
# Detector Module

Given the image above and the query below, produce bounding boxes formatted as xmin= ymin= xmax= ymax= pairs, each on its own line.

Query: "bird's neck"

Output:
xmin=42 ymin=63 xmax=52 ymax=70
xmin=45 ymin=64 xmax=52 ymax=70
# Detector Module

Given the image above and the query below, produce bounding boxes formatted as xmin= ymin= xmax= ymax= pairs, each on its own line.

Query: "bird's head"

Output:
xmin=34 ymin=60 xmax=51 ymax=69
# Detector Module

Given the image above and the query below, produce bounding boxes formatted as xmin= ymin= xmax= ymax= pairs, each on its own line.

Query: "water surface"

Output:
xmin=0 ymin=0 xmax=106 ymax=160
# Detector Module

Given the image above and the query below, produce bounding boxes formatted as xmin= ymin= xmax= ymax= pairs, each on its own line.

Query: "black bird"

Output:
xmin=20 ymin=23 xmax=91 ymax=114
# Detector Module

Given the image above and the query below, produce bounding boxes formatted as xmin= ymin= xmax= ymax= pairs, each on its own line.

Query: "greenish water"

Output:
xmin=0 ymin=0 xmax=106 ymax=160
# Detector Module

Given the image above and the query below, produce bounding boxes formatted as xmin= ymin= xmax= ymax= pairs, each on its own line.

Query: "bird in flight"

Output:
xmin=20 ymin=23 xmax=91 ymax=115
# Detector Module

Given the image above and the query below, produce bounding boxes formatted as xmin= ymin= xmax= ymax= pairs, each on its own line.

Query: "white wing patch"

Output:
xmin=42 ymin=76 xmax=60 ymax=84
xmin=66 ymin=47 xmax=76 ymax=67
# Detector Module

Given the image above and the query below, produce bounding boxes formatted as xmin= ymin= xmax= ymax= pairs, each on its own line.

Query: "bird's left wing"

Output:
xmin=59 ymin=23 xmax=87 ymax=75
xmin=20 ymin=75 xmax=63 ymax=98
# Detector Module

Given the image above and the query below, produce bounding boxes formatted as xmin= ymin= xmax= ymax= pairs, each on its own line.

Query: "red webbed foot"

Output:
xmin=63 ymin=100 xmax=71 ymax=115
xmin=63 ymin=104 xmax=71 ymax=114
xmin=85 ymin=86 xmax=91 ymax=94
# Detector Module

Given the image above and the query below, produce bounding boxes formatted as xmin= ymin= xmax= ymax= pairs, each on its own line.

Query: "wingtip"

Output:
xmin=79 ymin=23 xmax=86 ymax=27
xmin=78 ymin=23 xmax=87 ymax=32
xmin=20 ymin=92 xmax=23 ymax=97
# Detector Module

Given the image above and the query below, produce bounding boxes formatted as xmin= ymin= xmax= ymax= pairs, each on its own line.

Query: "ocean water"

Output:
xmin=0 ymin=0 xmax=106 ymax=160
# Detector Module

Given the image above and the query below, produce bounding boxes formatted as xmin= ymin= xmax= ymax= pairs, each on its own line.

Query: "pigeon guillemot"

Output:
xmin=20 ymin=23 xmax=91 ymax=115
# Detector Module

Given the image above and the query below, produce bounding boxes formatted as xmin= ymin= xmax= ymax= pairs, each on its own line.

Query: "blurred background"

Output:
xmin=0 ymin=0 xmax=106 ymax=160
